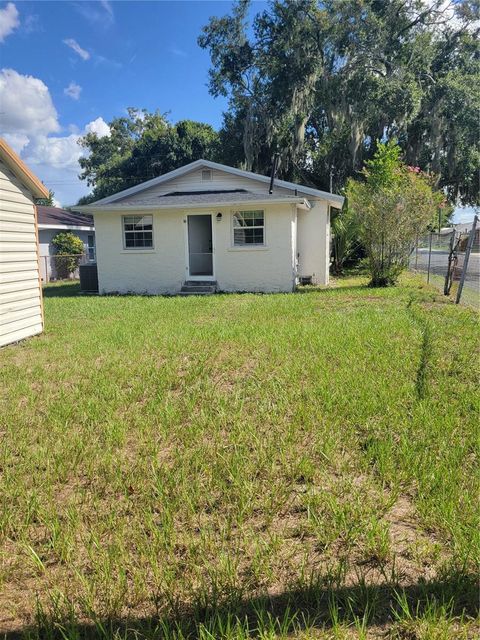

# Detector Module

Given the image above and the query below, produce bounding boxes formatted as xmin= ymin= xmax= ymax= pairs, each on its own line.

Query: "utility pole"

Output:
xmin=329 ymin=166 xmax=334 ymax=193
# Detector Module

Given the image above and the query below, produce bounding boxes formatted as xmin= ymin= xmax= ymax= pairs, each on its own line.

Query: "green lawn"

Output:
xmin=0 ymin=275 xmax=478 ymax=639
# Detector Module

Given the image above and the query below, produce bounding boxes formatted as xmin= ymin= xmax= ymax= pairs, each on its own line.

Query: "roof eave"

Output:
xmin=85 ymin=158 xmax=343 ymax=206
xmin=0 ymin=138 xmax=49 ymax=199
xmin=75 ymin=196 xmax=311 ymax=213
xmin=38 ymin=223 xmax=95 ymax=231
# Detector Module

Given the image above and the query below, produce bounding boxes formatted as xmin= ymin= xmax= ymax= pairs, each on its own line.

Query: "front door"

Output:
xmin=187 ymin=214 xmax=214 ymax=279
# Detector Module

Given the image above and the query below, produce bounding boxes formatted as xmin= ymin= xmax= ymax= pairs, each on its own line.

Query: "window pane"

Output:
xmin=233 ymin=213 xmax=245 ymax=228
xmin=234 ymin=227 xmax=264 ymax=245
xmin=233 ymin=210 xmax=264 ymax=229
xmin=234 ymin=229 xmax=245 ymax=244
xmin=124 ymin=215 xmax=154 ymax=249
xmin=254 ymin=229 xmax=264 ymax=243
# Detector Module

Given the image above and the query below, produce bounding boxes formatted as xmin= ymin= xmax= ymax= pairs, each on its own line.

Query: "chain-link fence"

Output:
xmin=409 ymin=218 xmax=479 ymax=307
xmin=40 ymin=253 xmax=93 ymax=283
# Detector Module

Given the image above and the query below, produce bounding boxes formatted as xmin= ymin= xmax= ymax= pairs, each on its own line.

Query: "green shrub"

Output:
xmin=346 ymin=141 xmax=443 ymax=287
xmin=51 ymin=232 xmax=85 ymax=279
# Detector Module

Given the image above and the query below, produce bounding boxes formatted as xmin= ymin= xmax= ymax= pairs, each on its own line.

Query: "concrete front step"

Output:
xmin=180 ymin=280 xmax=217 ymax=295
xmin=181 ymin=285 xmax=215 ymax=293
xmin=184 ymin=280 xmax=217 ymax=286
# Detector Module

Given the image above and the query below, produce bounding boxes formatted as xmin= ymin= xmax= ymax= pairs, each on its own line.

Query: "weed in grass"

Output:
xmin=0 ymin=273 xmax=478 ymax=638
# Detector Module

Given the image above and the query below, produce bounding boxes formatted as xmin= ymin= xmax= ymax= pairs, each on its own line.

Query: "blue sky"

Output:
xmin=0 ymin=0 xmax=476 ymax=221
xmin=0 ymin=0 xmax=267 ymax=205
xmin=4 ymin=1 xmax=241 ymax=130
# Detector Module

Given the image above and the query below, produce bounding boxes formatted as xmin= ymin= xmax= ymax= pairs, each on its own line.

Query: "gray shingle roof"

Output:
xmin=98 ymin=190 xmax=307 ymax=208
xmin=37 ymin=205 xmax=94 ymax=227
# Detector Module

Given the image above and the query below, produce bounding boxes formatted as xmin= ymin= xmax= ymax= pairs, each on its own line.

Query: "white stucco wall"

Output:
xmin=296 ymin=199 xmax=330 ymax=285
xmin=94 ymin=204 xmax=299 ymax=294
xmin=214 ymin=204 xmax=296 ymax=293
xmin=95 ymin=210 xmax=185 ymax=294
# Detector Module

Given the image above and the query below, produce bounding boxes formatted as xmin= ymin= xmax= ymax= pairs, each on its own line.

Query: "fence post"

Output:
xmin=456 ymin=215 xmax=478 ymax=304
xmin=427 ymin=231 xmax=432 ymax=284
xmin=444 ymin=231 xmax=456 ymax=295
xmin=414 ymin=234 xmax=419 ymax=269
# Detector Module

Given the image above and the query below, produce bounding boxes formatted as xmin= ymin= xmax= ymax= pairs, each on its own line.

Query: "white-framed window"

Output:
xmin=232 ymin=210 xmax=265 ymax=246
xmin=123 ymin=215 xmax=153 ymax=249
xmin=87 ymin=234 xmax=95 ymax=261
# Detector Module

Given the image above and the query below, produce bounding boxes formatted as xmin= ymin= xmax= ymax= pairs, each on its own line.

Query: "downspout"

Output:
xmin=292 ymin=203 xmax=298 ymax=291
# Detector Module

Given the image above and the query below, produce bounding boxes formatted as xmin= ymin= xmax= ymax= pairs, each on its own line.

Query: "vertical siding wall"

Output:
xmin=0 ymin=160 xmax=43 ymax=347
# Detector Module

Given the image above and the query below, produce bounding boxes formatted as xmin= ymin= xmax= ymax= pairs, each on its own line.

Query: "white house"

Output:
xmin=37 ymin=206 xmax=95 ymax=281
xmin=0 ymin=138 xmax=48 ymax=347
xmin=77 ymin=159 xmax=344 ymax=295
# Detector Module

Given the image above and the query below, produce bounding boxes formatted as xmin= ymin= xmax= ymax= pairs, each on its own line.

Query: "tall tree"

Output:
xmin=199 ymin=0 xmax=480 ymax=203
xmin=77 ymin=110 xmax=221 ymax=203
xmin=35 ymin=189 xmax=55 ymax=207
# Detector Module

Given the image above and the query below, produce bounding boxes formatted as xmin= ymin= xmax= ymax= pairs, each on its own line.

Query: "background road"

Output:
xmin=412 ymin=249 xmax=480 ymax=293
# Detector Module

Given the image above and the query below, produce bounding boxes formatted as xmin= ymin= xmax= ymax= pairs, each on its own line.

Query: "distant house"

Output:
xmin=0 ymin=138 xmax=48 ymax=347
xmin=37 ymin=206 xmax=95 ymax=281
xmin=453 ymin=220 xmax=479 ymax=252
xmin=77 ymin=159 xmax=344 ymax=295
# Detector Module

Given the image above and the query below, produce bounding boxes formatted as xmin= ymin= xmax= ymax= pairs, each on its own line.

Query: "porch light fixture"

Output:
xmin=216 ymin=212 xmax=223 ymax=221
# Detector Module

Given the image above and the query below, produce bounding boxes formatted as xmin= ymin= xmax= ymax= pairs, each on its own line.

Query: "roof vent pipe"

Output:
xmin=269 ymin=153 xmax=280 ymax=195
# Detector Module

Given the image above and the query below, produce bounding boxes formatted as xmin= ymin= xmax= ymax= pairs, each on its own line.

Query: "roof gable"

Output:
xmin=89 ymin=159 xmax=344 ymax=206
xmin=0 ymin=138 xmax=49 ymax=199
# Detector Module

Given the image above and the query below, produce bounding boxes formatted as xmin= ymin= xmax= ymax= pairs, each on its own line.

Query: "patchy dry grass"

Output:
xmin=0 ymin=274 xmax=478 ymax=639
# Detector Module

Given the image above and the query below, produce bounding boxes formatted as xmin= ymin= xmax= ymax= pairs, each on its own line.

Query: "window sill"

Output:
xmin=120 ymin=249 xmax=155 ymax=254
xmin=227 ymin=246 xmax=269 ymax=252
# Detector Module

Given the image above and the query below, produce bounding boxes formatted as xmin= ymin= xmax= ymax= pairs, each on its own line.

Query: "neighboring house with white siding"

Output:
xmin=76 ymin=159 xmax=343 ymax=295
xmin=37 ymin=206 xmax=95 ymax=281
xmin=0 ymin=138 xmax=48 ymax=347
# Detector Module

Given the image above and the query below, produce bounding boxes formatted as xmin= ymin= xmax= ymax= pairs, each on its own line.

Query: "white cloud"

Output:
xmin=85 ymin=117 xmax=110 ymax=138
xmin=23 ymin=13 xmax=41 ymax=35
xmin=94 ymin=54 xmax=122 ymax=69
xmin=63 ymin=38 xmax=90 ymax=61
xmin=100 ymin=1 xmax=113 ymax=19
xmin=25 ymin=133 xmax=83 ymax=169
xmin=0 ymin=68 xmax=59 ymax=135
xmin=0 ymin=68 xmax=109 ymax=205
xmin=64 ymin=81 xmax=82 ymax=100
xmin=23 ymin=117 xmax=110 ymax=204
xmin=170 ymin=46 xmax=188 ymax=58
xmin=0 ymin=2 xmax=19 ymax=42
xmin=74 ymin=1 xmax=114 ymax=27
xmin=2 ymin=132 xmax=29 ymax=154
